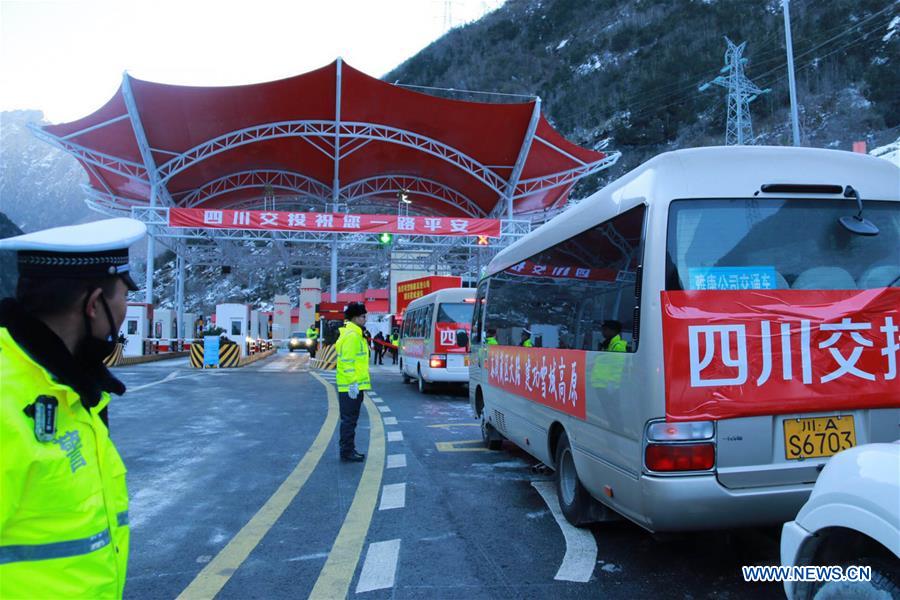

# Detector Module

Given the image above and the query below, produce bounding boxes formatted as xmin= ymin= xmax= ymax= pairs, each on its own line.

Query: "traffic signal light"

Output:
xmin=378 ymin=232 xmax=393 ymax=246
xmin=476 ymin=235 xmax=490 ymax=246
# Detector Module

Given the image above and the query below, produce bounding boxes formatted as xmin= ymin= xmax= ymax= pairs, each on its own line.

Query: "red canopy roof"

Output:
xmin=40 ymin=60 xmax=613 ymax=218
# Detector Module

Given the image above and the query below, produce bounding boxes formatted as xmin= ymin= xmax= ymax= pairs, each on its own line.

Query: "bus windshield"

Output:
xmin=436 ymin=302 xmax=474 ymax=324
xmin=666 ymin=198 xmax=900 ymax=291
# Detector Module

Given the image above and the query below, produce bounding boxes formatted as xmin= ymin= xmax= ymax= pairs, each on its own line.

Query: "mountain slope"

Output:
xmin=386 ymin=0 xmax=899 ymax=194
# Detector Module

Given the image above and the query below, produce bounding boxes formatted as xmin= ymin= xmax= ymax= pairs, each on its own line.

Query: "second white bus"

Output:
xmin=399 ymin=287 xmax=475 ymax=394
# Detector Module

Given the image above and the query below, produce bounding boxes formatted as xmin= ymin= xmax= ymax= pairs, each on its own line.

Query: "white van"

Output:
xmin=399 ymin=287 xmax=476 ymax=393
xmin=468 ymin=146 xmax=900 ymax=531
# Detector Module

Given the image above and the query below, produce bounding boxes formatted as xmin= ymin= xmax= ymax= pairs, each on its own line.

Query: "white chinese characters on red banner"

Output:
xmin=487 ymin=347 xmax=587 ymax=419
xmin=168 ymin=208 xmax=501 ymax=238
xmin=435 ymin=322 xmax=470 ymax=354
xmin=661 ymin=288 xmax=900 ymax=422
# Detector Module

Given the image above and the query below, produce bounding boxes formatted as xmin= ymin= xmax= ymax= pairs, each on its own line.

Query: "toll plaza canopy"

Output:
xmin=34 ymin=59 xmax=618 ymax=220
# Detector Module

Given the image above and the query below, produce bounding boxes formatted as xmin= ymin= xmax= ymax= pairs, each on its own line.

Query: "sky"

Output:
xmin=0 ymin=0 xmax=505 ymax=123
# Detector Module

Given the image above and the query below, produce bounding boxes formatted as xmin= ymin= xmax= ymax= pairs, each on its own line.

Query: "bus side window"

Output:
xmin=484 ymin=204 xmax=647 ymax=352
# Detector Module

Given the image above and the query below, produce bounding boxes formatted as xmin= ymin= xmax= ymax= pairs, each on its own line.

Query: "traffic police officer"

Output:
xmin=0 ymin=218 xmax=145 ymax=599
xmin=335 ymin=302 xmax=371 ymax=462
xmin=519 ymin=328 xmax=534 ymax=347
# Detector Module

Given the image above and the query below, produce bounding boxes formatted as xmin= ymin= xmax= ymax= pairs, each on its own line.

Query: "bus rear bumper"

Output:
xmin=638 ymin=474 xmax=812 ymax=532
xmin=421 ymin=366 xmax=469 ymax=383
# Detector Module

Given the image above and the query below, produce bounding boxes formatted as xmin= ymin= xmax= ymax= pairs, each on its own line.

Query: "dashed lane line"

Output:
xmin=383 ymin=416 xmax=398 ymax=425
xmin=377 ymin=406 xmax=391 ymax=413
xmin=531 ymin=480 xmax=598 ymax=583
xmin=355 ymin=539 xmax=401 ymax=594
xmin=309 ymin=392 xmax=386 ymax=600
xmin=176 ymin=372 xmax=339 ymax=600
xmin=386 ymin=454 xmax=406 ymax=469
xmin=378 ymin=483 xmax=407 ymax=511
xmin=387 ymin=431 xmax=404 ymax=442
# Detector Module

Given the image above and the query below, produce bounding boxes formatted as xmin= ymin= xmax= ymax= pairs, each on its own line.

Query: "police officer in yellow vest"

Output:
xmin=519 ymin=328 xmax=534 ymax=348
xmin=0 ymin=218 xmax=145 ymax=599
xmin=335 ymin=302 xmax=371 ymax=462
xmin=599 ymin=320 xmax=628 ymax=352
xmin=485 ymin=328 xmax=499 ymax=345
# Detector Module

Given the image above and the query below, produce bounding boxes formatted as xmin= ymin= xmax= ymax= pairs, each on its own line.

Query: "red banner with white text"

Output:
xmin=435 ymin=322 xmax=470 ymax=354
xmin=661 ymin=288 xmax=900 ymax=422
xmin=487 ymin=346 xmax=587 ymax=419
xmin=168 ymin=208 xmax=501 ymax=237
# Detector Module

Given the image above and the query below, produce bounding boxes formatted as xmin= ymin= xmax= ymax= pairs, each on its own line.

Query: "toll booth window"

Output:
xmin=484 ymin=205 xmax=646 ymax=352
xmin=127 ymin=320 xmax=138 ymax=335
xmin=231 ymin=320 xmax=242 ymax=336
xmin=666 ymin=198 xmax=900 ymax=291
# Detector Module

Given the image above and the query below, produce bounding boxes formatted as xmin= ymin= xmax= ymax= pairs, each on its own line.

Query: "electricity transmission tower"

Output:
xmin=699 ymin=37 xmax=770 ymax=145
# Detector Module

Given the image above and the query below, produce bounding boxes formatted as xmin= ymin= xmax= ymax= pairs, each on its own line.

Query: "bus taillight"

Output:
xmin=645 ymin=443 xmax=715 ymax=472
xmin=429 ymin=354 xmax=447 ymax=368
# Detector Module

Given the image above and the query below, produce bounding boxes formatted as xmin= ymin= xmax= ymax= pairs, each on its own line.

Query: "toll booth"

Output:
xmin=216 ymin=303 xmax=250 ymax=356
xmin=250 ymin=309 xmax=261 ymax=340
xmin=120 ymin=303 xmax=151 ymax=357
xmin=298 ymin=278 xmax=322 ymax=334
xmin=272 ymin=294 xmax=292 ymax=344
xmin=153 ymin=308 xmax=176 ymax=350
xmin=182 ymin=312 xmax=197 ymax=342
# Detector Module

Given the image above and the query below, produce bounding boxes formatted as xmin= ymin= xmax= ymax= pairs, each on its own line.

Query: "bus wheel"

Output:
xmin=481 ymin=414 xmax=502 ymax=450
xmin=554 ymin=432 xmax=593 ymax=527
xmin=417 ymin=367 xmax=431 ymax=394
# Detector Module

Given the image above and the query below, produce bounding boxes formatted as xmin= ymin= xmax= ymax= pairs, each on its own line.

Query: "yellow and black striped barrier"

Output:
xmin=311 ymin=344 xmax=337 ymax=370
xmin=105 ymin=343 xmax=188 ymax=367
xmin=189 ymin=341 xmax=265 ymax=368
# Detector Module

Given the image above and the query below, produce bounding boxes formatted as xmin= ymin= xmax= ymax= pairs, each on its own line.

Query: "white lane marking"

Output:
xmin=386 ymin=454 xmax=406 ymax=469
xmin=129 ymin=370 xmax=181 ymax=392
xmin=371 ymin=397 xmax=384 ymax=403
xmin=355 ymin=539 xmax=401 ymax=594
xmin=378 ymin=483 xmax=406 ymax=510
xmin=196 ymin=555 xmax=212 ymax=564
xmin=377 ymin=406 xmax=391 ymax=413
xmin=387 ymin=431 xmax=403 ymax=442
xmin=531 ymin=480 xmax=598 ymax=583
xmin=383 ymin=417 xmax=398 ymax=425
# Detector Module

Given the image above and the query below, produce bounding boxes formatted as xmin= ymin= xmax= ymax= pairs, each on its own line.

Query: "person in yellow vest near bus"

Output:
xmin=598 ymin=320 xmax=628 ymax=352
xmin=335 ymin=303 xmax=371 ymax=462
xmin=389 ymin=330 xmax=400 ymax=364
xmin=306 ymin=323 xmax=319 ymax=358
xmin=0 ymin=218 xmax=145 ymax=599
xmin=485 ymin=328 xmax=499 ymax=345
xmin=519 ymin=328 xmax=534 ymax=347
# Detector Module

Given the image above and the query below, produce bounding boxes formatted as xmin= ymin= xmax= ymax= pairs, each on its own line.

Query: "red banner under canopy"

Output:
xmin=168 ymin=208 xmax=501 ymax=237
xmin=661 ymin=288 xmax=900 ymax=422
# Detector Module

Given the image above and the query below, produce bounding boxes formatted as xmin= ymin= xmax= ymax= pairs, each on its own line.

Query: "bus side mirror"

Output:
xmin=456 ymin=331 xmax=469 ymax=349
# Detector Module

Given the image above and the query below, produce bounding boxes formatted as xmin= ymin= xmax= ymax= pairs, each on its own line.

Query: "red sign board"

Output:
xmin=169 ymin=208 xmax=501 ymax=238
xmin=487 ymin=346 xmax=587 ymax=420
xmin=436 ymin=322 xmax=471 ymax=354
xmin=661 ymin=288 xmax=900 ymax=422
xmin=395 ymin=276 xmax=462 ymax=315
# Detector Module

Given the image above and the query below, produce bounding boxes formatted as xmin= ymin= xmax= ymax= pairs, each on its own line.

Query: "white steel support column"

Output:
xmin=782 ymin=0 xmax=801 ymax=146
xmin=503 ymin=98 xmax=542 ymax=220
xmin=330 ymin=58 xmax=343 ymax=302
xmin=145 ymin=185 xmax=156 ymax=304
xmin=175 ymin=254 xmax=185 ymax=342
xmin=330 ymin=239 xmax=338 ymax=303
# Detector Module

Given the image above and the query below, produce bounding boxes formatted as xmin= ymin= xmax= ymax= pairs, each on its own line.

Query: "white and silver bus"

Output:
xmin=399 ymin=287 xmax=475 ymax=393
xmin=468 ymin=146 xmax=900 ymax=531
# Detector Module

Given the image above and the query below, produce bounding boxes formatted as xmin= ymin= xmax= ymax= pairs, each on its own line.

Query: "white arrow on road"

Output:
xmin=531 ymin=480 xmax=598 ymax=582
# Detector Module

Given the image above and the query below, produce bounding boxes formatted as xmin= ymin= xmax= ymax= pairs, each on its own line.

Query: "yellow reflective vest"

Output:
xmin=334 ymin=322 xmax=371 ymax=393
xmin=306 ymin=327 xmax=318 ymax=339
xmin=0 ymin=328 xmax=130 ymax=599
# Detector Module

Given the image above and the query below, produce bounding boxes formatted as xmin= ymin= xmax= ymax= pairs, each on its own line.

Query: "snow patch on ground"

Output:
xmin=527 ymin=509 xmax=550 ymax=519
xmin=556 ymin=38 xmax=570 ymax=50
xmin=598 ymin=560 xmax=623 ymax=573
xmin=870 ymin=137 xmax=900 ymax=166
xmin=883 ymin=15 xmax=899 ymax=42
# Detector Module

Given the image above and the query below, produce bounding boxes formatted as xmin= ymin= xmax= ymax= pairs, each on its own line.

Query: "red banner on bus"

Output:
xmin=435 ymin=322 xmax=470 ymax=354
xmin=487 ymin=346 xmax=587 ymax=419
xmin=169 ymin=208 xmax=501 ymax=237
xmin=661 ymin=288 xmax=900 ymax=422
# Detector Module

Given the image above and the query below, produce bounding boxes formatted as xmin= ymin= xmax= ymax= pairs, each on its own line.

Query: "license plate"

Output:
xmin=783 ymin=416 xmax=856 ymax=460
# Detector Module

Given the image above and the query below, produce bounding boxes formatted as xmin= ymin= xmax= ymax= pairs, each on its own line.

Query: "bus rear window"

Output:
xmin=666 ymin=198 xmax=900 ymax=291
xmin=436 ymin=303 xmax=473 ymax=324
